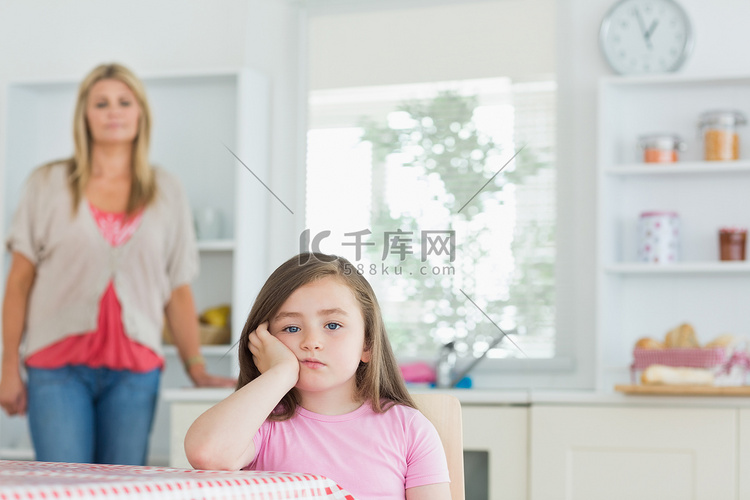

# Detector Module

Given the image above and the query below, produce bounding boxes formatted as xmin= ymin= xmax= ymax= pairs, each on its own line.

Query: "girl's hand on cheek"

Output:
xmin=247 ymin=321 xmax=299 ymax=379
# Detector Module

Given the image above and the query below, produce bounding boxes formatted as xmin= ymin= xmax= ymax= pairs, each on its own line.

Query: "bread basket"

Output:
xmin=630 ymin=348 xmax=726 ymax=383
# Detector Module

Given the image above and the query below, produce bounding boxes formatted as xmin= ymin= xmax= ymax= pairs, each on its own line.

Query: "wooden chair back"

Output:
xmin=411 ymin=393 xmax=465 ymax=500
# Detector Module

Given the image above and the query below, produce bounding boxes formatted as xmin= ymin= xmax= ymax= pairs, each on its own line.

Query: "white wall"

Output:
xmin=309 ymin=0 xmax=555 ymax=89
xmin=0 ymin=0 xmax=305 ymax=463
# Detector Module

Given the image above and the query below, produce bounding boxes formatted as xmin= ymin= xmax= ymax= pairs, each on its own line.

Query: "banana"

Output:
xmin=200 ymin=304 xmax=231 ymax=327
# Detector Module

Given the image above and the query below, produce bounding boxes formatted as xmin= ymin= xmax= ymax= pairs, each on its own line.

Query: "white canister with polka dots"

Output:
xmin=637 ymin=211 xmax=681 ymax=263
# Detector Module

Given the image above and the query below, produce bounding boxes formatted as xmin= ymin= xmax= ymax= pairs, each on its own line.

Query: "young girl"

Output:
xmin=185 ymin=253 xmax=451 ymax=499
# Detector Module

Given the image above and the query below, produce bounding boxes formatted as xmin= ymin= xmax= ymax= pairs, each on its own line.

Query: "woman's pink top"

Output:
xmin=26 ymin=203 xmax=163 ymax=372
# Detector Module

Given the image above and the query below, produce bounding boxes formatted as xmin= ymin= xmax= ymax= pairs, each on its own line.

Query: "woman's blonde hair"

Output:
xmin=237 ymin=253 xmax=416 ymax=420
xmin=66 ymin=62 xmax=156 ymax=214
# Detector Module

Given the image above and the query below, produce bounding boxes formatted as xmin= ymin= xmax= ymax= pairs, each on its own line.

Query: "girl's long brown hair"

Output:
xmin=237 ymin=253 xmax=415 ymax=420
xmin=66 ymin=62 xmax=156 ymax=215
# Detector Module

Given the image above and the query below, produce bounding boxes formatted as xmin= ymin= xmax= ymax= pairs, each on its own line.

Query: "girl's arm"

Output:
xmin=406 ymin=483 xmax=452 ymax=500
xmin=164 ymin=284 xmax=235 ymax=387
xmin=184 ymin=322 xmax=299 ymax=470
xmin=0 ymin=252 xmax=36 ymax=416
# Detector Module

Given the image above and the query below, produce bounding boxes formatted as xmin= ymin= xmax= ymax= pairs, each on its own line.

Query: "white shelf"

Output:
xmin=604 ymin=262 xmax=750 ymax=274
xmin=604 ymin=161 xmax=750 ymax=176
xmin=197 ymin=239 xmax=235 ymax=252
xmin=596 ymin=75 xmax=750 ymax=392
xmin=600 ymin=73 xmax=750 ymax=87
xmin=163 ymin=344 xmax=237 ymax=356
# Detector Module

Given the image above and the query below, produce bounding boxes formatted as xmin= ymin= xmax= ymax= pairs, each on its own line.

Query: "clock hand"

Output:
xmin=633 ymin=8 xmax=653 ymax=49
xmin=645 ymin=19 xmax=660 ymax=41
xmin=634 ymin=7 xmax=648 ymax=36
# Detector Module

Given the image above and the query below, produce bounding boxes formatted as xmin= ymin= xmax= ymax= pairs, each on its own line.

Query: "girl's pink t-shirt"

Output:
xmin=247 ymin=402 xmax=450 ymax=499
xmin=26 ymin=203 xmax=163 ymax=372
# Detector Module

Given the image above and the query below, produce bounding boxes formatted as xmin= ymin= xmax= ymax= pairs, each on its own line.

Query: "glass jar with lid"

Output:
xmin=698 ymin=110 xmax=747 ymax=161
xmin=637 ymin=134 xmax=686 ymax=163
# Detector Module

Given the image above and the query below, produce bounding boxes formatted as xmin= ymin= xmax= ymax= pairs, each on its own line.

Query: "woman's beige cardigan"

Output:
xmin=6 ymin=163 xmax=199 ymax=359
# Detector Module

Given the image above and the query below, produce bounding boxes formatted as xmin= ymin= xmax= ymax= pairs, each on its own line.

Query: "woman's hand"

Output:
xmin=188 ymin=364 xmax=236 ymax=388
xmin=0 ymin=369 xmax=27 ymax=416
xmin=248 ymin=322 xmax=299 ymax=379
xmin=1 ymin=252 xmax=35 ymax=417
xmin=165 ymin=285 xmax=237 ymax=388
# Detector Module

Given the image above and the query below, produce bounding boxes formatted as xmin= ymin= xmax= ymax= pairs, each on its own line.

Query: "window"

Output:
xmin=306 ymin=77 xmax=556 ymax=361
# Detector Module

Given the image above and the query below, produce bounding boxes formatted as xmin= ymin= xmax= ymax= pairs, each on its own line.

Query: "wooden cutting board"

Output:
xmin=615 ymin=384 xmax=750 ymax=396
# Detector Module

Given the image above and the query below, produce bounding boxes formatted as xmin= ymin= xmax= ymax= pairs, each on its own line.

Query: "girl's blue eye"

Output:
xmin=325 ymin=322 xmax=341 ymax=330
xmin=95 ymin=102 xmax=107 ymax=108
xmin=120 ymin=101 xmax=131 ymax=107
xmin=283 ymin=326 xmax=300 ymax=333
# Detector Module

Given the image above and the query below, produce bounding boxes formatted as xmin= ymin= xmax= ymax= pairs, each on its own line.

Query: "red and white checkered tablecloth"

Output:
xmin=0 ymin=460 xmax=357 ymax=500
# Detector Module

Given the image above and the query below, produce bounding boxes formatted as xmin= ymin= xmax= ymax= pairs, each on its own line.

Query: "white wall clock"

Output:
xmin=599 ymin=0 xmax=693 ymax=75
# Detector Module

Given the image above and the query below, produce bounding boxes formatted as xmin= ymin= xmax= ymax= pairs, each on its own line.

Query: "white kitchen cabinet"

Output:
xmin=597 ymin=75 xmax=750 ymax=389
xmin=0 ymin=69 xmax=270 ymax=462
xmin=462 ymin=405 xmax=528 ymax=500
xmin=530 ymin=405 xmax=738 ymax=500
xmin=162 ymin=390 xmax=750 ymax=498
xmin=169 ymin=400 xmax=223 ymax=469
xmin=741 ymin=409 xmax=750 ymax=500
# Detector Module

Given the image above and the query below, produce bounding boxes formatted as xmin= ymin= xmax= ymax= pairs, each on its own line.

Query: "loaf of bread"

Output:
xmin=634 ymin=337 xmax=665 ymax=350
xmin=641 ymin=365 xmax=714 ymax=386
xmin=704 ymin=334 xmax=735 ymax=349
xmin=664 ymin=323 xmax=699 ymax=348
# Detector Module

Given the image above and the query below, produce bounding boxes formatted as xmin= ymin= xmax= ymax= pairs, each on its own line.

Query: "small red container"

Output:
xmin=719 ymin=227 xmax=747 ymax=261
xmin=638 ymin=134 xmax=685 ymax=163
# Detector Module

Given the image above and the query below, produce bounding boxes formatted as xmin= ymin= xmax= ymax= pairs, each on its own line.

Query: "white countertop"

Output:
xmin=162 ymin=387 xmax=750 ymax=408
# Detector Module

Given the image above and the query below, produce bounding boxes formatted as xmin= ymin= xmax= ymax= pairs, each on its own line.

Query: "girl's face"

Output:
xmin=269 ymin=277 xmax=371 ymax=407
xmin=86 ymin=78 xmax=141 ymax=146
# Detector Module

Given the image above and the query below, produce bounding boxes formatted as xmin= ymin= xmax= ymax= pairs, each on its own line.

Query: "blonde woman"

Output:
xmin=0 ymin=63 xmax=234 ymax=465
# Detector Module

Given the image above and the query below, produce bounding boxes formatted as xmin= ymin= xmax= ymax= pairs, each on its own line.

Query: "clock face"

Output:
xmin=600 ymin=0 xmax=693 ymax=75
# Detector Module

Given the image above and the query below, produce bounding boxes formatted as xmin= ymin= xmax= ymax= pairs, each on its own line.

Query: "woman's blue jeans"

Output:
xmin=26 ymin=366 xmax=161 ymax=465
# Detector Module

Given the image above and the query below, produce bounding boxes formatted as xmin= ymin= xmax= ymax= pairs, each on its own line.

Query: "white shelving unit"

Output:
xmin=604 ymin=262 xmax=750 ymax=274
xmin=603 ymin=160 xmax=750 ymax=176
xmin=0 ymin=68 xmax=270 ymax=461
xmin=596 ymin=74 xmax=750 ymax=391
xmin=196 ymin=239 xmax=236 ymax=252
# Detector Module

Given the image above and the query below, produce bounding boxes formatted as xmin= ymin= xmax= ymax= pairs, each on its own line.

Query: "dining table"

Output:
xmin=0 ymin=460 xmax=356 ymax=500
